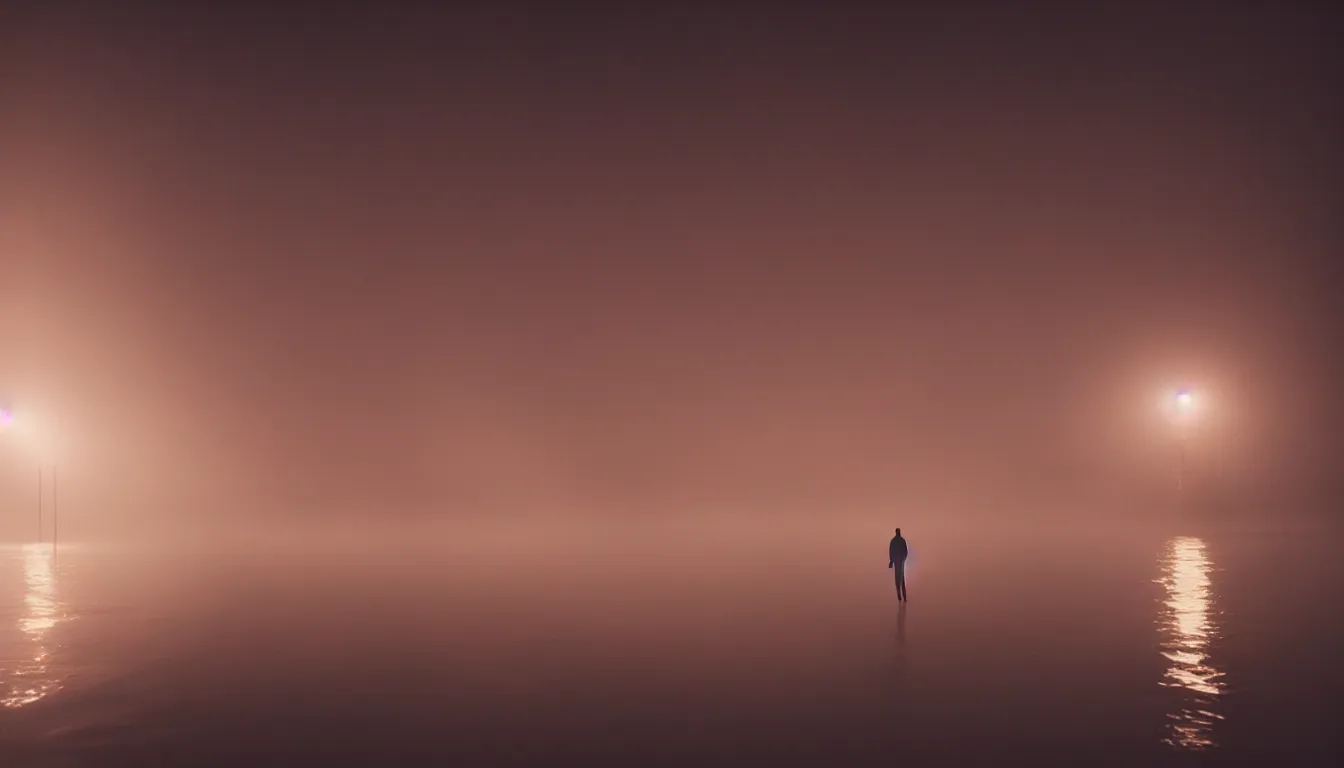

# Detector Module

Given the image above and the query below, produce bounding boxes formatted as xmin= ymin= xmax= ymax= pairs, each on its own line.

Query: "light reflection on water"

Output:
xmin=1156 ymin=536 xmax=1225 ymax=751
xmin=2 ymin=543 xmax=65 ymax=708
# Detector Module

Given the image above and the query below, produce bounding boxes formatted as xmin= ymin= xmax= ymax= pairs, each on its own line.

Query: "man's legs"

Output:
xmin=896 ymin=562 xmax=907 ymax=602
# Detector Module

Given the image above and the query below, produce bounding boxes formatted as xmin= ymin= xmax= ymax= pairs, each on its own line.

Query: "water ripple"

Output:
xmin=2 ymin=543 xmax=67 ymax=708
xmin=1155 ymin=536 xmax=1225 ymax=750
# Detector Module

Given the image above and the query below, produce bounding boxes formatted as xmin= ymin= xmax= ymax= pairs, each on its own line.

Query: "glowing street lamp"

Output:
xmin=1175 ymin=388 xmax=1194 ymax=414
xmin=1168 ymin=386 xmax=1199 ymax=493
xmin=0 ymin=406 xmax=58 ymax=546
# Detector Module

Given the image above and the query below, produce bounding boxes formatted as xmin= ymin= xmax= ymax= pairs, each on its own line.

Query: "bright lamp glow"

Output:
xmin=1158 ymin=385 xmax=1201 ymax=425
xmin=1175 ymin=389 xmax=1194 ymax=412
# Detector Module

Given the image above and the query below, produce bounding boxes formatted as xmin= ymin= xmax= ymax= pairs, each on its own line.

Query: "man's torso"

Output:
xmin=890 ymin=537 xmax=908 ymax=561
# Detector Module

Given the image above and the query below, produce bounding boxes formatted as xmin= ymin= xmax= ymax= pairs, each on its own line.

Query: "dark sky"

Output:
xmin=1 ymin=4 xmax=1340 ymax=533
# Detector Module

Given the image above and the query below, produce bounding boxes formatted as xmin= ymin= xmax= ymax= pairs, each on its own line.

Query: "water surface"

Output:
xmin=1 ymin=518 xmax=1340 ymax=766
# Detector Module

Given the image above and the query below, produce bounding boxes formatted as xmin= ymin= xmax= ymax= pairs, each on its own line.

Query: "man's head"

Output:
xmin=894 ymin=528 xmax=901 ymax=537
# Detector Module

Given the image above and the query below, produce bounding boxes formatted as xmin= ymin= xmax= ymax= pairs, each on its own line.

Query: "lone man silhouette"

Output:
xmin=888 ymin=528 xmax=909 ymax=602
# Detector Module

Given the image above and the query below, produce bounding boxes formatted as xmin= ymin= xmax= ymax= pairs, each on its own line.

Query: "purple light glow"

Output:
xmin=0 ymin=408 xmax=13 ymax=430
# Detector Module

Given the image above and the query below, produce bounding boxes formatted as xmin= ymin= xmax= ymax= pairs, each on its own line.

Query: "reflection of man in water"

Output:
xmin=888 ymin=528 xmax=909 ymax=602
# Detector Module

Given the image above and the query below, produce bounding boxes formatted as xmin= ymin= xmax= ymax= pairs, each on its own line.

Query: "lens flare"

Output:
xmin=0 ymin=408 xmax=13 ymax=431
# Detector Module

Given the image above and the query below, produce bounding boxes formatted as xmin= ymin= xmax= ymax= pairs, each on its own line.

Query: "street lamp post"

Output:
xmin=52 ymin=465 xmax=58 ymax=550
xmin=1175 ymin=388 xmax=1194 ymax=494
xmin=1159 ymin=385 xmax=1199 ymax=500
xmin=2 ymin=406 xmax=60 ymax=548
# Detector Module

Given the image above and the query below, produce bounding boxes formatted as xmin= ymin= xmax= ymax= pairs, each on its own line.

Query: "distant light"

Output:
xmin=1175 ymin=389 xmax=1194 ymax=412
xmin=0 ymin=408 xmax=13 ymax=432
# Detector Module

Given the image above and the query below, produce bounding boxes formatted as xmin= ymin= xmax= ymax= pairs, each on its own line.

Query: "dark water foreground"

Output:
xmin=0 ymin=519 xmax=1340 ymax=766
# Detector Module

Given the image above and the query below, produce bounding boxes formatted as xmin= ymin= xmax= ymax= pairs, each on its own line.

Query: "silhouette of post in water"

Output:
xmin=888 ymin=528 xmax=909 ymax=602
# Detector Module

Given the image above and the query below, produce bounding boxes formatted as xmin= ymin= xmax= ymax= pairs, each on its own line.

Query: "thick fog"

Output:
xmin=1 ymin=5 xmax=1340 ymax=542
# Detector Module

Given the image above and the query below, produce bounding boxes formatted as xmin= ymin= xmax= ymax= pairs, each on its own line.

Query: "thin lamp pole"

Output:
xmin=53 ymin=464 xmax=59 ymax=552
xmin=1178 ymin=438 xmax=1187 ymax=493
